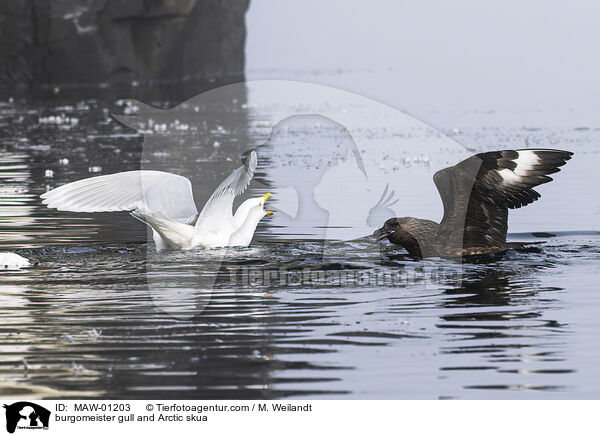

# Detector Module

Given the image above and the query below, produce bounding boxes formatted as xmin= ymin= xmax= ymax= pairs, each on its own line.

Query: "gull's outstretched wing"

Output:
xmin=41 ymin=170 xmax=199 ymax=221
xmin=433 ymin=149 xmax=573 ymax=249
xmin=194 ymin=151 xmax=258 ymax=235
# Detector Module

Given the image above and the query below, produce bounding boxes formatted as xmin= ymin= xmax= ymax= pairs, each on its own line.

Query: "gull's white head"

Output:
xmin=259 ymin=192 xmax=274 ymax=214
xmin=233 ymin=192 xmax=274 ymax=227
xmin=250 ymin=192 xmax=275 ymax=221
xmin=229 ymin=193 xmax=274 ymax=247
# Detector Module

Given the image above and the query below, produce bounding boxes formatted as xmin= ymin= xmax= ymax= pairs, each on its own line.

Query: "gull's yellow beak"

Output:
xmin=262 ymin=193 xmax=273 ymax=215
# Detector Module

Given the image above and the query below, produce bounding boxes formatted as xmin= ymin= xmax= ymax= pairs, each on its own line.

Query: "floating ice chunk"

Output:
xmin=0 ymin=252 xmax=30 ymax=269
xmin=88 ymin=329 xmax=102 ymax=340
xmin=72 ymin=362 xmax=84 ymax=375
xmin=152 ymin=151 xmax=170 ymax=157
xmin=39 ymin=114 xmax=78 ymax=125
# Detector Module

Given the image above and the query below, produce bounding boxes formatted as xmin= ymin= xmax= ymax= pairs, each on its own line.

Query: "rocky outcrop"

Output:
xmin=0 ymin=0 xmax=249 ymax=89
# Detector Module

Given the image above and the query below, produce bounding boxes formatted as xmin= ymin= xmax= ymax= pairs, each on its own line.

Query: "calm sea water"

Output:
xmin=1 ymin=81 xmax=599 ymax=399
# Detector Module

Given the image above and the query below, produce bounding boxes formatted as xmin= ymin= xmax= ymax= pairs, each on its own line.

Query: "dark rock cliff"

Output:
xmin=0 ymin=0 xmax=249 ymax=90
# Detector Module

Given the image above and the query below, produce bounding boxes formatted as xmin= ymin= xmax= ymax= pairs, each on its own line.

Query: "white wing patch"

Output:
xmin=498 ymin=168 xmax=521 ymax=184
xmin=513 ymin=150 xmax=541 ymax=175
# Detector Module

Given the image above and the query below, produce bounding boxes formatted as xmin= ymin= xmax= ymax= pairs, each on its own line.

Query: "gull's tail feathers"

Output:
xmin=132 ymin=210 xmax=195 ymax=250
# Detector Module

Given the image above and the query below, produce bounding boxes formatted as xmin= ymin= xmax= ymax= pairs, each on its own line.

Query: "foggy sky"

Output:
xmin=246 ymin=0 xmax=600 ymax=117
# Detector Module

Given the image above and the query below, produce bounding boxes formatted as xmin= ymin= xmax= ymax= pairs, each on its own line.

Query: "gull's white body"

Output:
xmin=0 ymin=252 xmax=30 ymax=269
xmin=41 ymin=152 xmax=272 ymax=250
